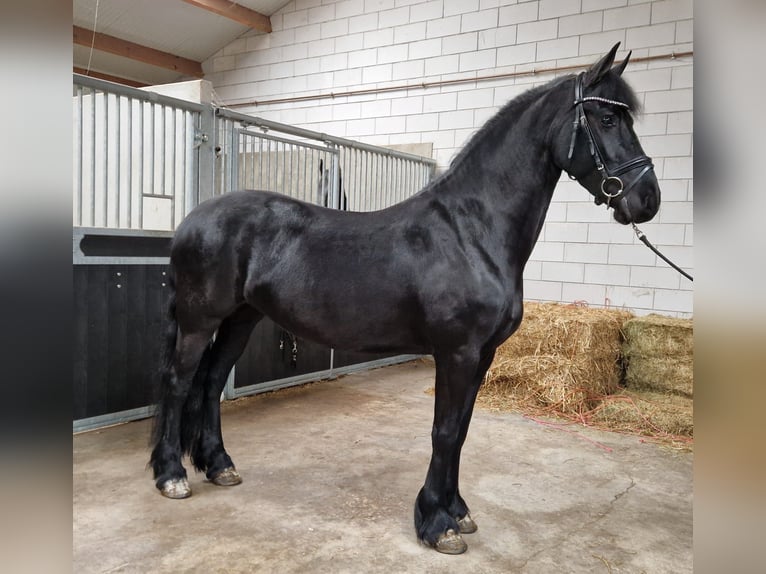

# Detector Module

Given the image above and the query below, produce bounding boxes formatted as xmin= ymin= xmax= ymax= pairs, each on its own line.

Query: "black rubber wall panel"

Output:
xmin=73 ymin=265 xmax=171 ymax=420
xmin=234 ymin=319 xmax=330 ymax=387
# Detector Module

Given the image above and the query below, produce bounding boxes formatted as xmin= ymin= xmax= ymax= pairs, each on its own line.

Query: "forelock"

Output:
xmin=596 ymin=71 xmax=643 ymax=115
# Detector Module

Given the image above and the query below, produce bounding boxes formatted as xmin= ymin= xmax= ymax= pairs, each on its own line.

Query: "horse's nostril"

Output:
xmin=642 ymin=186 xmax=659 ymax=212
xmin=642 ymin=193 xmax=651 ymax=210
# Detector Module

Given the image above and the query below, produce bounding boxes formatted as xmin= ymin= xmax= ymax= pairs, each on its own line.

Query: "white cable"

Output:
xmin=85 ymin=0 xmax=101 ymax=75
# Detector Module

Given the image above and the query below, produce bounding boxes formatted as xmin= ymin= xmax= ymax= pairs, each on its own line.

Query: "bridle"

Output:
xmin=566 ymin=72 xmax=654 ymax=208
xmin=564 ymin=72 xmax=692 ymax=282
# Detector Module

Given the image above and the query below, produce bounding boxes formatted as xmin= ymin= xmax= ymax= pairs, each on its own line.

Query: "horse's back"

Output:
xmin=172 ymin=190 xmax=349 ymax=266
xmin=169 ymin=191 xmax=422 ymax=345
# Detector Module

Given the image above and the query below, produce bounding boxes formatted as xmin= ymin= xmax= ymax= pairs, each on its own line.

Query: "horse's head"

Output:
xmin=552 ymin=43 xmax=660 ymax=225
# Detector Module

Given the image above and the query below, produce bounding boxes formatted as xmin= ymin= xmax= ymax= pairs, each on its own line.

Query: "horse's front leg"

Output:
xmin=415 ymin=347 xmax=492 ymax=554
xmin=445 ymin=349 xmax=496 ymax=535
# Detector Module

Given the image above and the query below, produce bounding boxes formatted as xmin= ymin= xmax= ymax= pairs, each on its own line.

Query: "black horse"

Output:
xmin=317 ymin=158 xmax=348 ymax=210
xmin=150 ymin=45 xmax=659 ymax=554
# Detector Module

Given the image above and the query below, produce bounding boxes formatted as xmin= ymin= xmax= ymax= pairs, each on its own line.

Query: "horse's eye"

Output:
xmin=601 ymin=114 xmax=617 ymax=127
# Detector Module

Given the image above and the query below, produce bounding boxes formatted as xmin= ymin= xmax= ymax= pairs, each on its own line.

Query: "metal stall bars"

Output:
xmin=214 ymin=109 xmax=435 ymax=210
xmin=73 ymin=74 xmax=214 ymax=232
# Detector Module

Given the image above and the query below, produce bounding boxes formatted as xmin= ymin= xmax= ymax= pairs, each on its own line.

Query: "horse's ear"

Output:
xmin=584 ymin=42 xmax=621 ymax=86
xmin=613 ymin=50 xmax=632 ymax=76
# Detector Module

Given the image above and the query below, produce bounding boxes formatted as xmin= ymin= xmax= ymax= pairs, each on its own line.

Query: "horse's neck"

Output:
xmin=431 ymin=88 xmax=565 ymax=266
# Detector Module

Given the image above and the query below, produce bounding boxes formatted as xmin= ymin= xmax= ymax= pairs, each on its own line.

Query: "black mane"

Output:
xmin=447 ymin=76 xmax=569 ymax=172
xmin=445 ymin=70 xmax=641 ymax=177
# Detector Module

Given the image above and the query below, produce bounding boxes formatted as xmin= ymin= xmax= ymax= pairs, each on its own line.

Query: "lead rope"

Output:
xmin=619 ymin=196 xmax=693 ymax=282
xmin=632 ymin=223 xmax=693 ymax=281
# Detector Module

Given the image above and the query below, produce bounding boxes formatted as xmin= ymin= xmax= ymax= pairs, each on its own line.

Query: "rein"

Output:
xmin=566 ymin=73 xmax=692 ymax=282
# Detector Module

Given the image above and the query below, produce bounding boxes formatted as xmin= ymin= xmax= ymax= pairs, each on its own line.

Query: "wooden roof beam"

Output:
xmin=181 ymin=0 xmax=272 ymax=33
xmin=73 ymin=67 xmax=148 ymax=88
xmin=73 ymin=26 xmax=204 ymax=78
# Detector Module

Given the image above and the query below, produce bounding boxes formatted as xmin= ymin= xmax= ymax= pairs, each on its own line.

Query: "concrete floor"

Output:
xmin=74 ymin=360 xmax=692 ymax=573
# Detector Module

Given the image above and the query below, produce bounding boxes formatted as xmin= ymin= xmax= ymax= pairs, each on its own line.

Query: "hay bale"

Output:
xmin=590 ymin=390 xmax=693 ymax=438
xmin=622 ymin=314 xmax=693 ymax=397
xmin=481 ymin=302 xmax=633 ymax=415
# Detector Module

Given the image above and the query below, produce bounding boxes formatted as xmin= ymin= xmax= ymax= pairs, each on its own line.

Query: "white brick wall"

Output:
xmin=206 ymin=0 xmax=693 ymax=317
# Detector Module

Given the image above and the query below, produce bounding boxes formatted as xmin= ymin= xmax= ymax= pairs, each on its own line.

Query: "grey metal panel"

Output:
xmin=74 ymin=405 xmax=156 ymax=434
xmin=73 ymin=227 xmax=173 ymax=264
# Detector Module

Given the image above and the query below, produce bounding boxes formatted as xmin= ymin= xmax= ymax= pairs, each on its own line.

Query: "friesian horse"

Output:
xmin=317 ymin=158 xmax=348 ymax=210
xmin=150 ymin=44 xmax=660 ymax=554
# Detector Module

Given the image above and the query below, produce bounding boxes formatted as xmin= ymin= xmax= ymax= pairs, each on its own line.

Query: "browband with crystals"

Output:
xmin=573 ymin=96 xmax=631 ymax=109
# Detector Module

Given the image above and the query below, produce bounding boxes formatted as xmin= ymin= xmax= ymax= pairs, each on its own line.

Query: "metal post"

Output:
xmin=330 ymin=144 xmax=340 ymax=210
xmin=74 ymin=86 xmax=83 ymax=226
xmin=197 ymin=105 xmax=215 ymax=204
xmin=228 ymin=127 xmax=240 ymax=194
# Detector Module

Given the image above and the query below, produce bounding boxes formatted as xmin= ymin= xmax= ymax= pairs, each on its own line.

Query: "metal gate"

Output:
xmin=72 ymin=76 xmax=210 ymax=231
xmin=214 ymin=109 xmax=434 ymax=208
xmin=233 ymin=129 xmax=339 ymax=205
xmin=73 ymin=74 xmax=436 ymax=431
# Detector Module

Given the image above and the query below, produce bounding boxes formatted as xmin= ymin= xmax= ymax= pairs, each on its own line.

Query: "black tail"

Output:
xmin=184 ymin=340 xmax=213 ymax=472
xmin=149 ymin=272 xmax=179 ymax=474
xmin=149 ymin=272 xmax=213 ymax=477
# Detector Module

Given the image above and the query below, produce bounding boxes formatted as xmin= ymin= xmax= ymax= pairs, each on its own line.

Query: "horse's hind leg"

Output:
xmin=150 ymin=323 xmax=219 ymax=498
xmin=414 ymin=346 xmax=493 ymax=554
xmin=190 ymin=305 xmax=262 ymax=486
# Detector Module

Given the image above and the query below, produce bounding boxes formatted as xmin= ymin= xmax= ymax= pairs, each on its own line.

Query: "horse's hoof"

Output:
xmin=211 ymin=466 xmax=242 ymax=486
xmin=160 ymin=478 xmax=191 ymax=499
xmin=434 ymin=529 xmax=468 ymax=555
xmin=457 ymin=513 xmax=478 ymax=534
